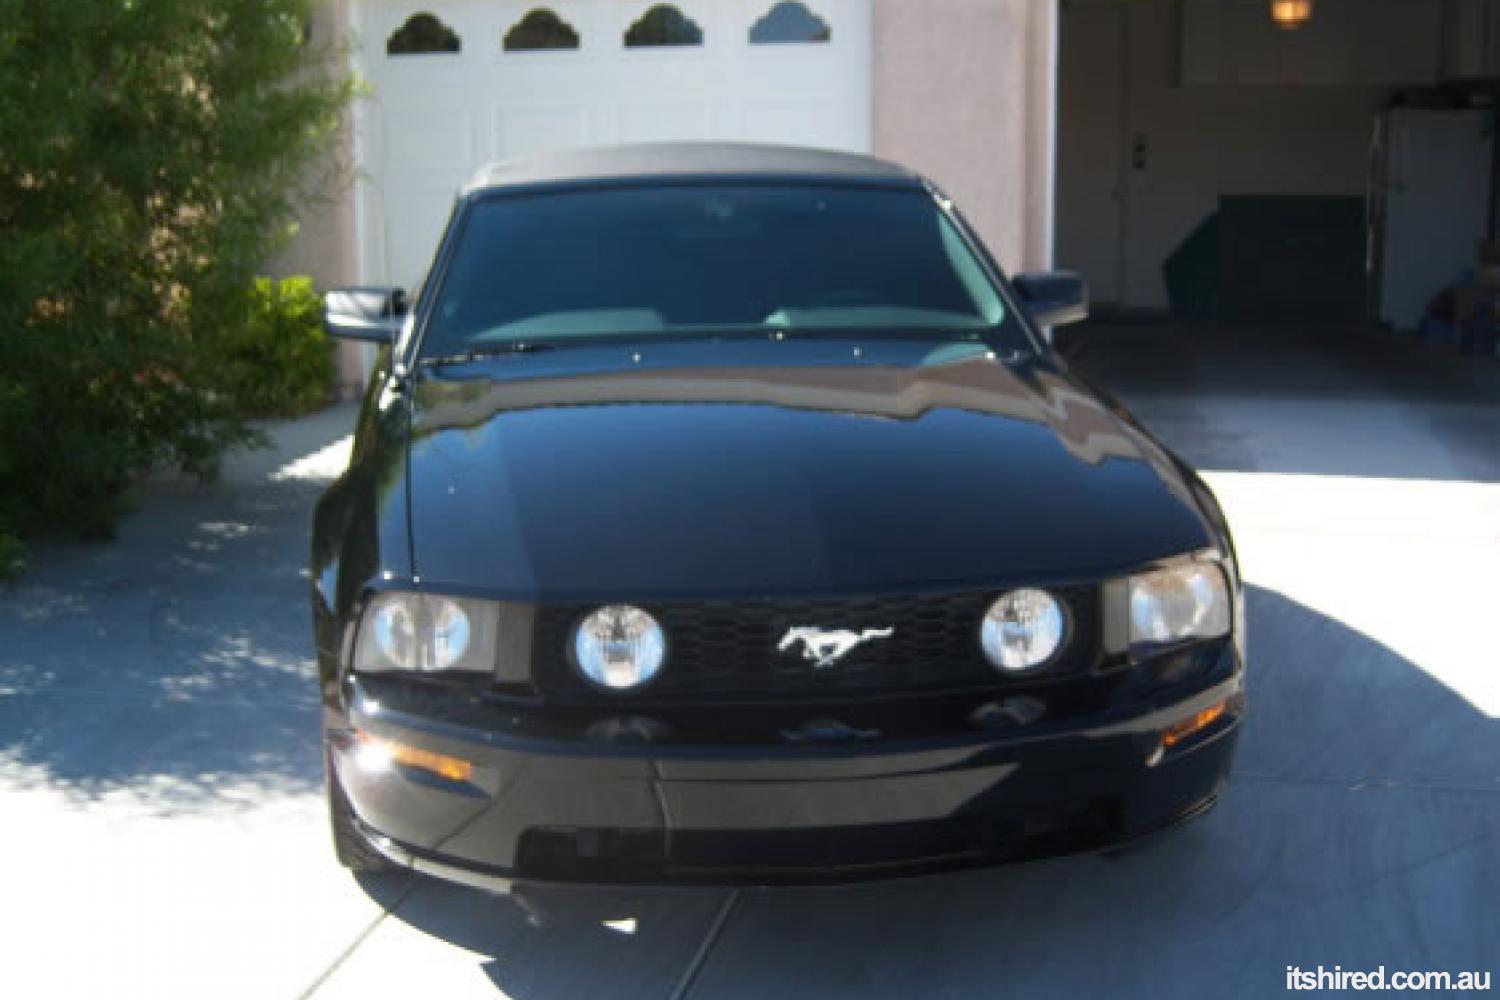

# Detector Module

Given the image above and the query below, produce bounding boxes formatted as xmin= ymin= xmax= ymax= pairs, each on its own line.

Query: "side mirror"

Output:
xmin=1013 ymin=272 xmax=1089 ymax=329
xmin=324 ymin=287 xmax=408 ymax=343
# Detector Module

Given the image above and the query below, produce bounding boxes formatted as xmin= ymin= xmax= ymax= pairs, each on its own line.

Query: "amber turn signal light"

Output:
xmin=1161 ymin=693 xmax=1242 ymax=749
xmin=356 ymin=731 xmax=475 ymax=783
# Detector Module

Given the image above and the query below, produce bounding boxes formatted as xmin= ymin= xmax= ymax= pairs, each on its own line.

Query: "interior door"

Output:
xmin=1378 ymin=108 xmax=1495 ymax=330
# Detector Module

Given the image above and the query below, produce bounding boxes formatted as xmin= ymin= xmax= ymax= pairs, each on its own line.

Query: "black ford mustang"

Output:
xmin=311 ymin=144 xmax=1244 ymax=888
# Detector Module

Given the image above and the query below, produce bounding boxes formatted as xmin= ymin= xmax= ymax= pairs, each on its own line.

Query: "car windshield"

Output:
xmin=419 ymin=183 xmax=1034 ymax=358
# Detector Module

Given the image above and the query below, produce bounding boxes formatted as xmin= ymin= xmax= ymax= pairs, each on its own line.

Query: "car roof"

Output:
xmin=462 ymin=143 xmax=922 ymax=195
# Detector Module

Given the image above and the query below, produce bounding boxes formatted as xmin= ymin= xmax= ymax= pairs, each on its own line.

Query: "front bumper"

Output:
xmin=329 ymin=647 xmax=1242 ymax=887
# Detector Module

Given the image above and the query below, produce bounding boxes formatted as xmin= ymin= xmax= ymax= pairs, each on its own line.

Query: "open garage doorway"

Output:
xmin=1056 ymin=0 xmax=1500 ymax=332
xmin=1053 ymin=0 xmax=1500 ymax=485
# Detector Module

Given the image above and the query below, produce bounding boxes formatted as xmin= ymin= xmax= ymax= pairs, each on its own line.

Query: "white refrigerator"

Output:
xmin=1370 ymin=108 xmax=1495 ymax=331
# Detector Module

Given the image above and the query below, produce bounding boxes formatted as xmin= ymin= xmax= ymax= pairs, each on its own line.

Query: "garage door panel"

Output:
xmin=382 ymin=107 xmax=474 ymax=171
xmin=742 ymin=101 xmax=846 ymax=148
xmin=356 ymin=0 xmax=872 ymax=284
xmin=380 ymin=182 xmax=460 ymax=291
xmin=494 ymin=105 xmax=592 ymax=160
xmin=617 ymin=103 xmax=713 ymax=144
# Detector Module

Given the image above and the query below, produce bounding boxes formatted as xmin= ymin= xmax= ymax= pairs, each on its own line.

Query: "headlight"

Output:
xmin=1129 ymin=563 xmax=1230 ymax=648
xmin=980 ymin=589 xmax=1066 ymax=672
xmin=355 ymin=592 xmax=499 ymax=674
xmin=573 ymin=605 xmax=666 ymax=690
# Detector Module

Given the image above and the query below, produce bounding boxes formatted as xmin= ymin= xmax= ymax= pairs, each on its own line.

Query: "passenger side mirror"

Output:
xmin=1013 ymin=272 xmax=1089 ymax=329
xmin=324 ymin=287 xmax=408 ymax=343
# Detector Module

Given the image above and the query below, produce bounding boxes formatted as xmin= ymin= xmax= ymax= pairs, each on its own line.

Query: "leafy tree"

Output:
xmin=0 ymin=0 xmax=355 ymax=571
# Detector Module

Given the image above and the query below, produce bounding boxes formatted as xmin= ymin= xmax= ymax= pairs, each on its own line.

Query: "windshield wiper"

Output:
xmin=417 ymin=343 xmax=555 ymax=367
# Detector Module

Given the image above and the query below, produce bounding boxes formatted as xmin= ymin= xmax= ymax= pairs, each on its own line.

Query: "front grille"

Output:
xmin=531 ymin=586 xmax=1100 ymax=703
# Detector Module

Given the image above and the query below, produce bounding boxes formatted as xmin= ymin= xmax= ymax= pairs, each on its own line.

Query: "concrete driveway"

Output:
xmin=3 ymin=325 xmax=1496 ymax=998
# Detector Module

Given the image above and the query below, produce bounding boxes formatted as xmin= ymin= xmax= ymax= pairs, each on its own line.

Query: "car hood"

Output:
xmin=403 ymin=340 xmax=1214 ymax=600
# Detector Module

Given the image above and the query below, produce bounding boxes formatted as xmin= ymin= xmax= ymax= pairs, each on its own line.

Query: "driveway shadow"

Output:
xmin=353 ymin=872 xmax=733 ymax=998
xmin=0 ymin=405 xmax=358 ymax=810
xmin=367 ymin=584 xmax=1500 ymax=997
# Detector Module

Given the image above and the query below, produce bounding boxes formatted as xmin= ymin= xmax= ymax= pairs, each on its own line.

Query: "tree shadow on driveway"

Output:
xmin=366 ymin=584 xmax=1499 ymax=998
xmin=0 ymin=406 xmax=358 ymax=811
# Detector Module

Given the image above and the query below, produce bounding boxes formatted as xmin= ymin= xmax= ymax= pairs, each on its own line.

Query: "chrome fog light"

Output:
xmin=980 ymin=589 xmax=1066 ymax=672
xmin=573 ymin=605 xmax=667 ymax=690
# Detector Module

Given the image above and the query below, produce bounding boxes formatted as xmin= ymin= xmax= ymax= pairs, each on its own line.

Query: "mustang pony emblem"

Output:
xmin=778 ymin=626 xmax=895 ymax=669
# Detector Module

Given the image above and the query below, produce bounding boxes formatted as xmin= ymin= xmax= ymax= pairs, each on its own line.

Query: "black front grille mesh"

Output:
xmin=531 ymin=586 xmax=1100 ymax=703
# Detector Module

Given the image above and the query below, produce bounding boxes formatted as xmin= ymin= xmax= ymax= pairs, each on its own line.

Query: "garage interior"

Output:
xmin=1056 ymin=0 xmax=1500 ymax=338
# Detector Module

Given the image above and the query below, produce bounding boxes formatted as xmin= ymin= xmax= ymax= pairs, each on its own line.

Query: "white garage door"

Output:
xmin=353 ymin=0 xmax=873 ymax=290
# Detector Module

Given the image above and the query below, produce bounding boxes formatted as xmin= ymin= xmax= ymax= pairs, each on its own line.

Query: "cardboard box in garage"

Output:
xmin=1477 ymin=241 xmax=1500 ymax=288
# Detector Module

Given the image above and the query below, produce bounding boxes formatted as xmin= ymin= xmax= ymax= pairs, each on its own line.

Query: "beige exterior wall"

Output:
xmin=270 ymin=0 xmax=367 ymax=398
xmin=871 ymin=0 xmax=1057 ymax=274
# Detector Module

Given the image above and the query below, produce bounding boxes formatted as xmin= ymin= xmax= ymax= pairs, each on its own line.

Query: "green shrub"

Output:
xmin=0 ymin=533 xmax=24 ymax=583
xmin=221 ymin=276 xmax=335 ymax=418
xmin=0 ymin=1 xmax=355 ymax=565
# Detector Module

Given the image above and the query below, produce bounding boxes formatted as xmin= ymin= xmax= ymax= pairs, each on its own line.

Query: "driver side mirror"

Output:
xmin=324 ymin=287 xmax=408 ymax=343
xmin=1013 ymin=272 xmax=1089 ymax=329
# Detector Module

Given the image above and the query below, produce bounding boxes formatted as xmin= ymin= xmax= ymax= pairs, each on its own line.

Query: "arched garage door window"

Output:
xmin=624 ymin=5 xmax=703 ymax=47
xmin=503 ymin=8 xmax=580 ymax=52
xmin=750 ymin=2 xmax=831 ymax=44
xmin=387 ymin=12 xmax=461 ymax=55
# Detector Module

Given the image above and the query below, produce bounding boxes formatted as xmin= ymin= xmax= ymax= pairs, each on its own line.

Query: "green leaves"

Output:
xmin=219 ymin=276 xmax=335 ymax=419
xmin=0 ymin=0 xmax=354 ymax=562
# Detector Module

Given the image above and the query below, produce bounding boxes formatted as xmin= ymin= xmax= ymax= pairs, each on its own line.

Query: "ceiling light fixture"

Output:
xmin=1269 ymin=0 xmax=1314 ymax=31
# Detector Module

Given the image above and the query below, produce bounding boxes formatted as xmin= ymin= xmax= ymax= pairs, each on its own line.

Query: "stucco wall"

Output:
xmin=269 ymin=0 xmax=366 ymax=397
xmin=871 ymin=0 xmax=1057 ymax=274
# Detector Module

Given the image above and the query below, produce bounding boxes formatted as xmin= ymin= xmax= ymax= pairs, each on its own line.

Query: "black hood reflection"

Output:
xmin=404 ymin=338 xmax=1212 ymax=601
